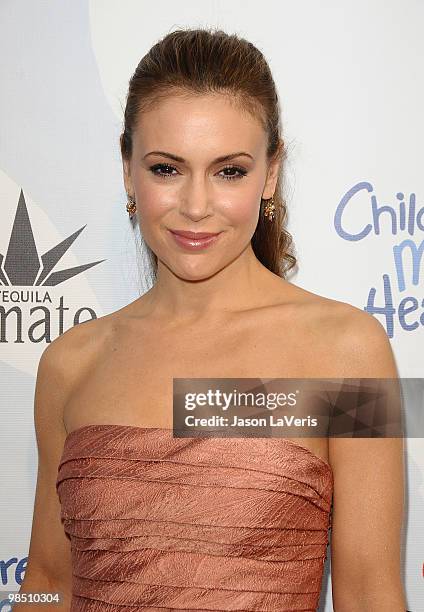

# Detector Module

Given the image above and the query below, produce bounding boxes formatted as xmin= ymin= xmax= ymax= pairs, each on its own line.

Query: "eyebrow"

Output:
xmin=143 ymin=150 xmax=254 ymax=163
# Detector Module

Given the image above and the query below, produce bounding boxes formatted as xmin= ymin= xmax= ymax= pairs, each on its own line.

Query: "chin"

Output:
xmin=179 ymin=269 xmax=217 ymax=282
xmin=171 ymin=262 xmax=221 ymax=282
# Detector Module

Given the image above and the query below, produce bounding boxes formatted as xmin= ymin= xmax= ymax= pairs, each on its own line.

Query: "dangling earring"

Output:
xmin=126 ymin=194 xmax=137 ymax=218
xmin=262 ymin=195 xmax=276 ymax=222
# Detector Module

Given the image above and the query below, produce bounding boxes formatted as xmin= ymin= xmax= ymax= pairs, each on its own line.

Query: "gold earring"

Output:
xmin=126 ymin=194 xmax=136 ymax=218
xmin=262 ymin=195 xmax=276 ymax=222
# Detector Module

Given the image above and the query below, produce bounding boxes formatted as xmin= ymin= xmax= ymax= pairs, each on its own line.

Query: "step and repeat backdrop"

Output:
xmin=0 ymin=1 xmax=423 ymax=610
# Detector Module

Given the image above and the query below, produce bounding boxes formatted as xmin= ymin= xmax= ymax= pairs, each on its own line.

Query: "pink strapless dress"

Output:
xmin=55 ymin=424 xmax=333 ymax=611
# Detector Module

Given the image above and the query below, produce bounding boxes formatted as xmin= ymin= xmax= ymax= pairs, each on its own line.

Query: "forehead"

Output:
xmin=133 ymin=93 xmax=267 ymax=159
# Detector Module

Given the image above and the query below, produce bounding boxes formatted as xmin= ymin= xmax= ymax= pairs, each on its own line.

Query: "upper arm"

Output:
xmin=23 ymin=327 xmax=83 ymax=589
xmin=328 ymin=309 xmax=406 ymax=608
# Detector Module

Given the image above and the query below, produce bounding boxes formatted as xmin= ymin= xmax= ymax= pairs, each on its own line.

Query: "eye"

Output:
xmin=219 ymin=165 xmax=248 ymax=180
xmin=149 ymin=163 xmax=248 ymax=181
xmin=149 ymin=163 xmax=178 ymax=179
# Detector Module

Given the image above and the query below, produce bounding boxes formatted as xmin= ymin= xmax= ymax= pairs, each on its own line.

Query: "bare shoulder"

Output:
xmin=40 ymin=295 xmax=152 ymax=404
xmin=289 ymin=284 xmax=398 ymax=378
xmin=40 ymin=314 xmax=115 ymax=401
xmin=320 ymin=299 xmax=397 ymax=378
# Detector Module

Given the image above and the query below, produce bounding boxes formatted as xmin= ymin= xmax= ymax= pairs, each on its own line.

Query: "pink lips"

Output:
xmin=168 ymin=229 xmax=222 ymax=251
xmin=170 ymin=229 xmax=220 ymax=239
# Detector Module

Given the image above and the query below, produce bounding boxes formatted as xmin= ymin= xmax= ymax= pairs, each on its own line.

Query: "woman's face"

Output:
xmin=123 ymin=92 xmax=281 ymax=280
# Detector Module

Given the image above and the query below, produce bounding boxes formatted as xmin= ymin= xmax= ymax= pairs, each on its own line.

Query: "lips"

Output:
xmin=169 ymin=229 xmax=221 ymax=239
xmin=168 ymin=228 xmax=222 ymax=251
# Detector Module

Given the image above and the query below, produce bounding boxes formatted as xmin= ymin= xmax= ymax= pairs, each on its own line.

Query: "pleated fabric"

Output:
xmin=56 ymin=424 xmax=333 ymax=611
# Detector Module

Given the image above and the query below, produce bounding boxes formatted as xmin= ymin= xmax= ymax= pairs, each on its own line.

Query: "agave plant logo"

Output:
xmin=0 ymin=189 xmax=105 ymax=286
xmin=0 ymin=189 xmax=106 ymax=344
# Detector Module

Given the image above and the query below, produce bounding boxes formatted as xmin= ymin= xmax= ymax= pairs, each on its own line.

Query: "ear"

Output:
xmin=122 ymin=156 xmax=133 ymax=197
xmin=262 ymin=140 xmax=284 ymax=199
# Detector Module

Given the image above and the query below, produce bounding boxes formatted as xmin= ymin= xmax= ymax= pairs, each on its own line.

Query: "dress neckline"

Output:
xmin=64 ymin=422 xmax=333 ymax=476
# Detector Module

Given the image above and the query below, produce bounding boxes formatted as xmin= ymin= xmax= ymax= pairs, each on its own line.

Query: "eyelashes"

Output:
xmin=149 ymin=163 xmax=248 ymax=181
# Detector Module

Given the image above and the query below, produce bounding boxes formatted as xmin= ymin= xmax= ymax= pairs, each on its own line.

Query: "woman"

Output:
xmin=19 ymin=28 xmax=406 ymax=611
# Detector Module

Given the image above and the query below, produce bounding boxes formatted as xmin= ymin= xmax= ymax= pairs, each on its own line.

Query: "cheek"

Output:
xmin=220 ymin=188 xmax=261 ymax=226
xmin=135 ymin=180 xmax=171 ymax=219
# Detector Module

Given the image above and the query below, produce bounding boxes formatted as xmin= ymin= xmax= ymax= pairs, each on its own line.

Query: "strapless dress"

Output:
xmin=55 ymin=424 xmax=333 ymax=611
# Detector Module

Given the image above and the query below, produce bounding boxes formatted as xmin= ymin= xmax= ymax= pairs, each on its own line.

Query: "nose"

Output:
xmin=179 ymin=176 xmax=212 ymax=221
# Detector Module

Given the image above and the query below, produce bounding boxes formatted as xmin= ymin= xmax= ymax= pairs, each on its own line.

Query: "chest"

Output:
xmin=63 ymin=313 xmax=334 ymax=466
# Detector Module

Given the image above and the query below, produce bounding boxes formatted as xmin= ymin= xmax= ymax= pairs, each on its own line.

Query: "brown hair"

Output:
xmin=120 ymin=27 xmax=297 ymax=279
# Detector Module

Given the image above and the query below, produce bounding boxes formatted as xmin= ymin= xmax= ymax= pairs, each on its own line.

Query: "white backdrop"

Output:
xmin=0 ymin=1 xmax=422 ymax=609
